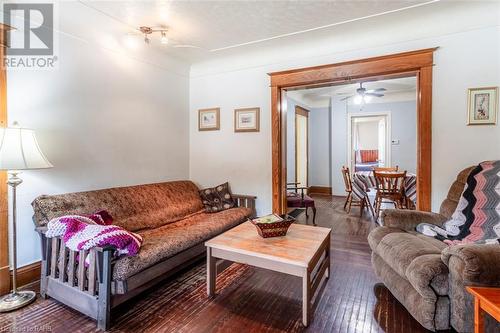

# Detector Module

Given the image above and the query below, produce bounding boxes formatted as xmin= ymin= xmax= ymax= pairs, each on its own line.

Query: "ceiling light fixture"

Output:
xmin=139 ymin=26 xmax=169 ymax=45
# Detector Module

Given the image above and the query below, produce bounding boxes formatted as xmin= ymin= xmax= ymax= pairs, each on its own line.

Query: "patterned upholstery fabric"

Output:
xmin=286 ymin=192 xmax=315 ymax=208
xmin=199 ymin=182 xmax=235 ymax=212
xmin=32 ymin=181 xmax=205 ymax=232
xmin=112 ymin=207 xmax=252 ymax=280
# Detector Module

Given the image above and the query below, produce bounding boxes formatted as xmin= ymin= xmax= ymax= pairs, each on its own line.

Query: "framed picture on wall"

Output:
xmin=198 ymin=108 xmax=220 ymax=131
xmin=234 ymin=107 xmax=260 ymax=132
xmin=467 ymin=87 xmax=498 ymax=125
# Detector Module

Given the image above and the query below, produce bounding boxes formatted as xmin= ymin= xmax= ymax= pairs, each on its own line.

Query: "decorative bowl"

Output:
xmin=250 ymin=215 xmax=295 ymax=238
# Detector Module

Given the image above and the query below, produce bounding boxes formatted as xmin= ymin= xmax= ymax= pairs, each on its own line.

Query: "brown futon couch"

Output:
xmin=369 ymin=167 xmax=500 ymax=332
xmin=32 ymin=180 xmax=256 ymax=330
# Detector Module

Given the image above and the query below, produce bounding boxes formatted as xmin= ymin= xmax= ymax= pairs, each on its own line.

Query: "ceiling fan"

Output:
xmin=339 ymin=82 xmax=386 ymax=104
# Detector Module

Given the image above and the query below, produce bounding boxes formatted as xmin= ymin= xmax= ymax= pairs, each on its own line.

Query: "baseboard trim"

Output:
xmin=308 ymin=186 xmax=332 ymax=196
xmin=0 ymin=265 xmax=9 ymax=294
xmin=9 ymin=261 xmax=41 ymax=291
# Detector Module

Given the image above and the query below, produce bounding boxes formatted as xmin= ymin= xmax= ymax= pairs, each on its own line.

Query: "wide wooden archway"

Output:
xmin=268 ymin=48 xmax=437 ymax=214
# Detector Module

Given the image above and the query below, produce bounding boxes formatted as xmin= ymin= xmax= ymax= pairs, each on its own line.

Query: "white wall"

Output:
xmin=7 ymin=20 xmax=191 ymax=266
xmin=189 ymin=69 xmax=271 ymax=216
xmin=356 ymin=121 xmax=379 ymax=150
xmin=190 ymin=2 xmax=500 ymax=215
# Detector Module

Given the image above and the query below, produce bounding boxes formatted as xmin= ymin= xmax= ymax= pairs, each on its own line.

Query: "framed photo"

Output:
xmin=234 ymin=107 xmax=260 ymax=132
xmin=467 ymin=87 xmax=498 ymax=125
xmin=198 ymin=108 xmax=220 ymax=131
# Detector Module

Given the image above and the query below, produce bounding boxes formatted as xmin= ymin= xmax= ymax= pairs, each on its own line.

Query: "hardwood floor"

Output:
xmin=0 ymin=196 xmax=434 ymax=333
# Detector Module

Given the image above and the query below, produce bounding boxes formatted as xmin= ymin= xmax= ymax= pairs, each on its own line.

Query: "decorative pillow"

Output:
xmin=199 ymin=182 xmax=235 ymax=213
xmin=87 ymin=210 xmax=113 ymax=225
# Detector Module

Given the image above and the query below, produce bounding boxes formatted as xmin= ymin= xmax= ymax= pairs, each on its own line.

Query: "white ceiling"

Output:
xmin=287 ymin=76 xmax=417 ymax=108
xmin=71 ymin=0 xmax=438 ymax=63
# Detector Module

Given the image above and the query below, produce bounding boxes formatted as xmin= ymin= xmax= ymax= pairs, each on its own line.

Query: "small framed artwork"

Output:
xmin=198 ymin=108 xmax=220 ymax=131
xmin=234 ymin=107 xmax=260 ymax=132
xmin=467 ymin=87 xmax=498 ymax=125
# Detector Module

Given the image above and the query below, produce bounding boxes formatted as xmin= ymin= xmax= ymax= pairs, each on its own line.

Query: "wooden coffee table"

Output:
xmin=205 ymin=221 xmax=331 ymax=326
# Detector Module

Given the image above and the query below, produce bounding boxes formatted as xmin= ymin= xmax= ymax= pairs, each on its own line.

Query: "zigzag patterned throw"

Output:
xmin=416 ymin=160 xmax=500 ymax=245
xmin=46 ymin=211 xmax=143 ymax=263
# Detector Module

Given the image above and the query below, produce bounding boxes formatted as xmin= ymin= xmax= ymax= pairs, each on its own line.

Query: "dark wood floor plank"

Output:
xmin=1 ymin=196 xmax=442 ymax=333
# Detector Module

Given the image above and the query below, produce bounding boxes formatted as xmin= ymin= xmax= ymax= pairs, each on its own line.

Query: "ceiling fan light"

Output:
xmin=353 ymin=95 xmax=362 ymax=105
xmin=160 ymin=31 xmax=169 ymax=45
xmin=364 ymin=95 xmax=372 ymax=103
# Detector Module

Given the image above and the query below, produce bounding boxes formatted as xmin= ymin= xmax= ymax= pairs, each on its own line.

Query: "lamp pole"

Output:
xmin=0 ymin=122 xmax=52 ymax=312
xmin=0 ymin=171 xmax=36 ymax=312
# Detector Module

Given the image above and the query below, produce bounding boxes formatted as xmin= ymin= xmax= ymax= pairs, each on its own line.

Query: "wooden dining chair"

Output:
xmin=373 ymin=170 xmax=407 ymax=217
xmin=341 ymin=166 xmax=374 ymax=217
xmin=373 ymin=166 xmax=399 ymax=172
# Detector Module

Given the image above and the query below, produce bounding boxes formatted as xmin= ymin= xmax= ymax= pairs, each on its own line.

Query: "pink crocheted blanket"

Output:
xmin=46 ymin=211 xmax=142 ymax=260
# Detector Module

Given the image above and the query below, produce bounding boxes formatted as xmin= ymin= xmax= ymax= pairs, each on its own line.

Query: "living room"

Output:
xmin=0 ymin=1 xmax=499 ymax=332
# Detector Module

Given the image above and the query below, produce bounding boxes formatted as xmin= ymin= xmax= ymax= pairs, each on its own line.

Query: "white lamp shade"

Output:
xmin=0 ymin=126 xmax=53 ymax=170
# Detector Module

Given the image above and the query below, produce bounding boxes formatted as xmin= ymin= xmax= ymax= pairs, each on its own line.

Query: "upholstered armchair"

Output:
xmin=369 ymin=166 xmax=500 ymax=332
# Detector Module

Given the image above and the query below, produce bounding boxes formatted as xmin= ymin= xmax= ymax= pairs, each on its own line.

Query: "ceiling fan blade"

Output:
xmin=366 ymin=88 xmax=387 ymax=93
xmin=340 ymin=96 xmax=351 ymax=101
xmin=366 ymin=93 xmax=384 ymax=97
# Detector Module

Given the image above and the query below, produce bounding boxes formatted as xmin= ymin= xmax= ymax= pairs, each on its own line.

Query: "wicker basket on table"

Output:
xmin=250 ymin=215 xmax=295 ymax=238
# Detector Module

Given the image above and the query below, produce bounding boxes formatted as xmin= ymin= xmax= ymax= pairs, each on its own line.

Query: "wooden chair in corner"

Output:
xmin=373 ymin=170 xmax=407 ymax=218
xmin=341 ymin=166 xmax=374 ymax=217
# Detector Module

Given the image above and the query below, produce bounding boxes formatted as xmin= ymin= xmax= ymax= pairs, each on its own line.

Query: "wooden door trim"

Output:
xmin=269 ymin=48 xmax=436 ymax=214
xmin=0 ymin=24 xmax=10 ymax=295
xmin=294 ymin=106 xmax=309 ymax=186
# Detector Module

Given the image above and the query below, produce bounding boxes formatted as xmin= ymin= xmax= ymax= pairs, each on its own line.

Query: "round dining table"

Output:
xmin=351 ymin=170 xmax=417 ymax=206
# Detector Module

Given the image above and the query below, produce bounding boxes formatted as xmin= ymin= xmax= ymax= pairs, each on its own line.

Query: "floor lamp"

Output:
xmin=0 ymin=122 xmax=53 ymax=312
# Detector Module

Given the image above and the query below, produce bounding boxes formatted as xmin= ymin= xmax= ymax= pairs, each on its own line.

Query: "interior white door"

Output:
xmin=295 ymin=112 xmax=308 ymax=187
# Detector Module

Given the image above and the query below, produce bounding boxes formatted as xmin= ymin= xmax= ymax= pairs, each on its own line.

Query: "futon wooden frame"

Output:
xmin=34 ymin=195 xmax=256 ymax=331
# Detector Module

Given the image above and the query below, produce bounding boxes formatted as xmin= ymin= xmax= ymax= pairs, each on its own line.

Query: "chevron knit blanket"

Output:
xmin=416 ymin=161 xmax=500 ymax=245
xmin=46 ymin=211 xmax=143 ymax=263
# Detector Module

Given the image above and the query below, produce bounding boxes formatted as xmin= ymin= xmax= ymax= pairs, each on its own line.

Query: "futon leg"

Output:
xmin=39 ymin=232 xmax=50 ymax=299
xmin=97 ymin=250 xmax=112 ymax=331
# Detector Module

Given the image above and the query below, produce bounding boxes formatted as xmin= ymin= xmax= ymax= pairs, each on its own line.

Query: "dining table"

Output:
xmin=351 ymin=170 xmax=417 ymax=206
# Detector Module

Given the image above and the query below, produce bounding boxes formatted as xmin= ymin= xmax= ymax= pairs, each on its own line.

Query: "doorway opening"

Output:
xmin=295 ymin=106 xmax=309 ymax=187
xmin=269 ymin=48 xmax=436 ymax=214
xmin=348 ymin=113 xmax=391 ymax=173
